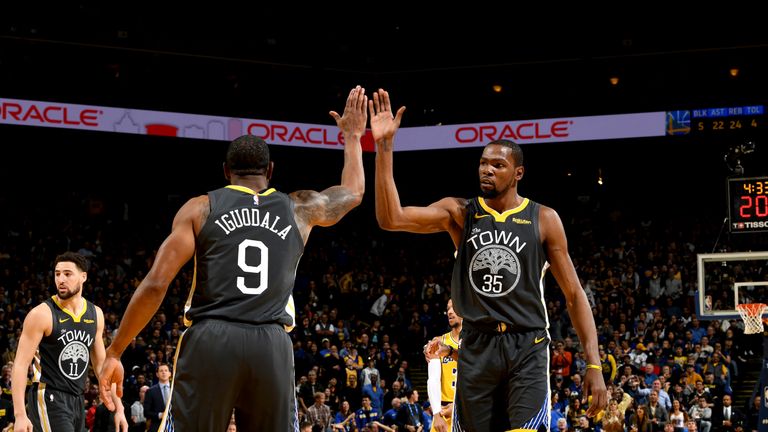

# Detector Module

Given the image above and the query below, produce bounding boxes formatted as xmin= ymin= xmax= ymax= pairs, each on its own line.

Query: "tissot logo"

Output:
xmin=744 ymin=221 xmax=768 ymax=228
xmin=0 ymin=102 xmax=100 ymax=127
xmin=454 ymin=120 xmax=571 ymax=144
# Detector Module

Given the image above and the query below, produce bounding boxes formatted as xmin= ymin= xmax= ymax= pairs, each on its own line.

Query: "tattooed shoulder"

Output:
xmin=290 ymin=186 xmax=359 ymax=225
xmin=290 ymin=190 xmax=325 ymax=223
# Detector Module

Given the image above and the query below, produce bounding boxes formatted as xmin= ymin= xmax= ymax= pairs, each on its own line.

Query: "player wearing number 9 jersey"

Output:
xmin=98 ymin=86 xmax=368 ymax=432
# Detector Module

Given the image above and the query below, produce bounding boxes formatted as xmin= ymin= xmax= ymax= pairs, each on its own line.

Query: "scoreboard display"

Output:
xmin=728 ymin=176 xmax=768 ymax=233
xmin=692 ymin=105 xmax=764 ymax=134
xmin=666 ymin=105 xmax=764 ymax=137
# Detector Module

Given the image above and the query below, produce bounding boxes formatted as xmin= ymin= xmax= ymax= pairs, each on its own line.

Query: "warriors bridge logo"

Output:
xmin=468 ymin=244 xmax=521 ymax=297
xmin=57 ymin=329 xmax=93 ymax=380
xmin=58 ymin=341 xmax=89 ymax=379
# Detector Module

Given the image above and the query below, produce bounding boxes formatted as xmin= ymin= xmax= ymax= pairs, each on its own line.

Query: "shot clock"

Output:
xmin=728 ymin=176 xmax=768 ymax=233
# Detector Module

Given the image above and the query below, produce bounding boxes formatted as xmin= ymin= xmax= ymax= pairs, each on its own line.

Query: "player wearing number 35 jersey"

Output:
xmin=99 ymin=86 xmax=369 ymax=432
xmin=371 ymin=87 xmax=607 ymax=432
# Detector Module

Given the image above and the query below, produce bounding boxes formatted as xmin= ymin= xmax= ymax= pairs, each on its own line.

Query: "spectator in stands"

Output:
xmin=648 ymin=389 xmax=670 ymax=432
xmin=628 ymin=404 xmax=651 ymax=432
xmin=601 ymin=399 xmax=624 ymax=432
xmin=550 ymin=391 xmax=568 ymax=431
xmin=338 ymin=372 xmax=361 ymax=411
xmin=688 ymin=396 xmax=711 ymax=432
xmin=711 ymin=394 xmax=743 ymax=432
xmin=381 ymin=396 xmax=402 ymax=429
xmin=129 ymin=385 xmax=148 ymax=432
xmin=362 ymin=373 xmax=384 ymax=416
xmin=552 ymin=340 xmax=572 ymax=379
xmin=300 ymin=370 xmax=326 ymax=415
xmin=383 ymin=379 xmax=403 ymax=413
xmin=396 ymin=389 xmax=424 ymax=432
xmin=668 ymin=399 xmax=688 ymax=432
xmin=702 ymin=351 xmax=730 ymax=393
xmin=333 ymin=400 xmax=355 ymax=432
xmin=575 ymin=415 xmax=593 ymax=432
xmin=361 ymin=357 xmax=381 ymax=387
xmin=625 ymin=375 xmax=651 ymax=406
xmin=566 ymin=396 xmax=587 ymax=428
xmin=307 ymin=391 xmax=332 ymax=432
xmin=355 ymin=396 xmax=380 ymax=430
xmin=599 ymin=344 xmax=618 ymax=384
xmin=316 ymin=314 xmax=336 ymax=342
xmin=569 ymin=373 xmax=584 ymax=397
xmin=652 ymin=379 xmax=672 ymax=411
xmin=393 ymin=366 xmax=412 ymax=393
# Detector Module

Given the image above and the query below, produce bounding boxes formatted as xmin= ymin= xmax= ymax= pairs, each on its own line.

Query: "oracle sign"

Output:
xmin=0 ymin=101 xmax=100 ymax=127
xmin=454 ymin=120 xmax=572 ymax=144
xmin=245 ymin=122 xmax=343 ymax=146
xmin=0 ymin=97 xmax=667 ymax=151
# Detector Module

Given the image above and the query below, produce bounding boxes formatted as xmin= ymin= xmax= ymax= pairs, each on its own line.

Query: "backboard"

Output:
xmin=696 ymin=251 xmax=768 ymax=320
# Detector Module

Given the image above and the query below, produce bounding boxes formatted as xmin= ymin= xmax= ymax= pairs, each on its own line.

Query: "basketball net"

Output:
xmin=736 ymin=303 xmax=768 ymax=334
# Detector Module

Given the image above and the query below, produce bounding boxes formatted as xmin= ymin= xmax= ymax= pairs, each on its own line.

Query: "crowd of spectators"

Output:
xmin=0 ymin=191 xmax=765 ymax=432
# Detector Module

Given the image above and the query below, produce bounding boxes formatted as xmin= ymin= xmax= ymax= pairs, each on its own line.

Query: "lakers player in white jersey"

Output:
xmin=425 ymin=299 xmax=462 ymax=432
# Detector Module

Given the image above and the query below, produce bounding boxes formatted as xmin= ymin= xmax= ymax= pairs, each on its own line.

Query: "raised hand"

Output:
xmin=369 ymin=88 xmax=406 ymax=144
xmin=330 ymin=85 xmax=368 ymax=140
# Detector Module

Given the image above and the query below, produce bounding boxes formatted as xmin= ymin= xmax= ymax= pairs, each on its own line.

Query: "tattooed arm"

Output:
xmin=291 ymin=86 xmax=366 ymax=243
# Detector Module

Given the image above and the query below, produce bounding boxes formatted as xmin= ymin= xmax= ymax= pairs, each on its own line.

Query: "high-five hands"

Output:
xmin=369 ymin=88 xmax=406 ymax=144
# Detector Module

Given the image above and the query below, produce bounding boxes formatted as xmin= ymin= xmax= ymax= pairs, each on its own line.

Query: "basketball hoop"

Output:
xmin=736 ymin=303 xmax=768 ymax=334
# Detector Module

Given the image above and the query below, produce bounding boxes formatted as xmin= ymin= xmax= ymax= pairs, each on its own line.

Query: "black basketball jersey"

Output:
xmin=451 ymin=197 xmax=549 ymax=330
xmin=185 ymin=186 xmax=303 ymax=327
xmin=34 ymin=296 xmax=98 ymax=395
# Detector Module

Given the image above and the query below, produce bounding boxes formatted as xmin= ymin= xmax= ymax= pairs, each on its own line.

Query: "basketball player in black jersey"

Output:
xmin=98 ymin=86 xmax=368 ymax=431
xmin=370 ymin=89 xmax=607 ymax=431
xmin=11 ymin=252 xmax=127 ymax=432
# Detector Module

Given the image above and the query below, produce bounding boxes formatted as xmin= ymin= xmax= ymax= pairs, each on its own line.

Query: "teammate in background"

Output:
xmin=425 ymin=299 xmax=462 ymax=432
xmin=371 ymin=88 xmax=607 ymax=431
xmin=98 ymin=86 xmax=368 ymax=431
xmin=12 ymin=252 xmax=127 ymax=432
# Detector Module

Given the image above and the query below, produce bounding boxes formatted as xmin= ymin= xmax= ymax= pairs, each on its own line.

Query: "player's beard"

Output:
xmin=480 ymin=178 xmax=513 ymax=199
xmin=58 ymin=283 xmax=82 ymax=300
xmin=480 ymin=187 xmax=499 ymax=199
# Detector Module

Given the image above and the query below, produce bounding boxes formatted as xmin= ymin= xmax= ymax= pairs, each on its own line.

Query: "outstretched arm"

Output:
xmin=99 ymin=196 xmax=203 ymax=410
xmin=373 ymin=421 xmax=396 ymax=432
xmin=541 ymin=206 xmax=607 ymax=416
xmin=12 ymin=305 xmax=50 ymax=432
xmin=291 ymin=86 xmax=366 ymax=241
xmin=370 ymin=88 xmax=465 ymax=243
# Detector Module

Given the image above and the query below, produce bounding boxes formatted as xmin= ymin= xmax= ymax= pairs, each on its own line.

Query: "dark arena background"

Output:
xmin=1 ymin=5 xmax=767 ymax=432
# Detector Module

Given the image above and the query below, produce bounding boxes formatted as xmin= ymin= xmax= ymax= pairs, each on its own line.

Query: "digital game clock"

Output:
xmin=728 ymin=176 xmax=768 ymax=233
